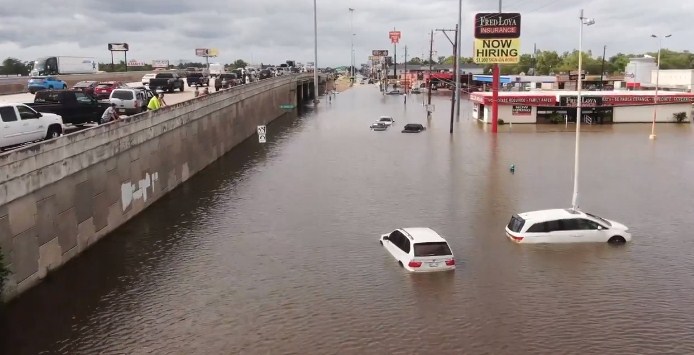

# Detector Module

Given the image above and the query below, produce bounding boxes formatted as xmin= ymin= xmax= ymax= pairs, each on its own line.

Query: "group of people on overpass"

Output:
xmin=100 ymin=91 xmax=169 ymax=124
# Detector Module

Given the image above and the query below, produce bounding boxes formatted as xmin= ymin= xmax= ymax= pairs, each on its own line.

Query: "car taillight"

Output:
xmin=445 ymin=259 xmax=455 ymax=266
xmin=510 ymin=235 xmax=524 ymax=242
xmin=408 ymin=261 xmax=422 ymax=268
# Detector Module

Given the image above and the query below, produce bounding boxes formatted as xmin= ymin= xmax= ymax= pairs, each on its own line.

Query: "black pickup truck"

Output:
xmin=26 ymin=90 xmax=109 ymax=125
xmin=186 ymin=72 xmax=210 ymax=87
xmin=148 ymin=73 xmax=185 ymax=93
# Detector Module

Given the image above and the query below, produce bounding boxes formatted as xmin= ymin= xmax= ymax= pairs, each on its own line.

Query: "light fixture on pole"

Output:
xmin=571 ymin=9 xmax=595 ymax=211
xmin=649 ymin=33 xmax=672 ymax=140
xmin=313 ymin=0 xmax=319 ymax=104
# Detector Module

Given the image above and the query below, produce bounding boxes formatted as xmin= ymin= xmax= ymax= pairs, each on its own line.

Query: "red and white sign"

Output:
xmin=512 ymin=105 xmax=532 ymax=115
xmin=389 ymin=31 xmax=401 ymax=44
xmin=602 ymin=94 xmax=694 ymax=106
xmin=470 ymin=93 xmax=557 ymax=106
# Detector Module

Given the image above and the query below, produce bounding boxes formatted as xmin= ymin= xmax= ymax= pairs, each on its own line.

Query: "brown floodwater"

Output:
xmin=2 ymin=85 xmax=694 ymax=354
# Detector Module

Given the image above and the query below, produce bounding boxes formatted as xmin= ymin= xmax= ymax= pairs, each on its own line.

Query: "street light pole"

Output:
xmin=313 ymin=0 xmax=319 ymax=104
xmin=571 ymin=9 xmax=595 ymax=211
xmin=349 ymin=8 xmax=355 ymax=81
xmin=454 ymin=0 xmax=462 ymax=120
xmin=650 ymin=34 xmax=672 ymax=140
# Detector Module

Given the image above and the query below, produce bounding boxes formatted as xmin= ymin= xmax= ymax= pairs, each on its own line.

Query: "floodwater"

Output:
xmin=2 ymin=84 xmax=694 ymax=354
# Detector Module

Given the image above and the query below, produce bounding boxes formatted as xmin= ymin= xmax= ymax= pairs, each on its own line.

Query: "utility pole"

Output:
xmin=436 ymin=25 xmax=458 ymax=134
xmin=599 ymin=45 xmax=606 ymax=90
xmin=455 ymin=0 xmax=462 ymax=121
xmin=427 ymin=30 xmax=434 ymax=118
xmin=404 ymin=46 xmax=408 ymax=93
xmin=349 ymin=8 xmax=355 ymax=83
xmin=491 ymin=0 xmax=503 ymax=133
xmin=393 ymin=27 xmax=398 ymax=89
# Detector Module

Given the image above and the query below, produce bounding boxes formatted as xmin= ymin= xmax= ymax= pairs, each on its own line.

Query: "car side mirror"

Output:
xmin=36 ymin=112 xmax=42 ymax=118
xmin=383 ymin=236 xmax=389 ymax=241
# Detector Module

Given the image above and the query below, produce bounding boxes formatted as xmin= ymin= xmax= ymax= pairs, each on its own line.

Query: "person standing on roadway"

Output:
xmin=100 ymin=103 xmax=119 ymax=124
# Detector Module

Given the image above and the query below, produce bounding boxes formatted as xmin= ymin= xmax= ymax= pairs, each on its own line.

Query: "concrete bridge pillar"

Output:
xmin=309 ymin=82 xmax=315 ymax=100
xmin=302 ymin=83 xmax=309 ymax=102
xmin=297 ymin=83 xmax=304 ymax=103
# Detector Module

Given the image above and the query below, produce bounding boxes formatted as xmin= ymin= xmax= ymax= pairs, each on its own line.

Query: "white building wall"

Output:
xmin=613 ymin=104 xmax=691 ymax=123
xmin=650 ymin=69 xmax=694 ymax=89
xmin=482 ymin=105 xmax=537 ymax=124
xmin=625 ymin=58 xmax=656 ymax=84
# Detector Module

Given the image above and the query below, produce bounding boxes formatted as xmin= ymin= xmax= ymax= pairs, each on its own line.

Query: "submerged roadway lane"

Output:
xmin=2 ymin=84 xmax=694 ymax=354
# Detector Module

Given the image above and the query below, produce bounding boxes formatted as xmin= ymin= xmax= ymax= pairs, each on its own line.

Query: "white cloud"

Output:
xmin=0 ymin=0 xmax=691 ymax=67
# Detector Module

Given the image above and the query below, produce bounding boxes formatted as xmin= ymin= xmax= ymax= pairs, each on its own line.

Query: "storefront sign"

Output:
xmin=560 ymin=96 xmax=603 ymax=107
xmin=474 ymin=13 xmax=521 ymax=38
xmin=512 ymin=105 xmax=532 ymax=115
xmin=473 ymin=38 xmax=520 ymax=64
xmin=602 ymin=95 xmax=694 ymax=105
xmin=372 ymin=50 xmax=388 ymax=56
xmin=470 ymin=93 xmax=556 ymax=106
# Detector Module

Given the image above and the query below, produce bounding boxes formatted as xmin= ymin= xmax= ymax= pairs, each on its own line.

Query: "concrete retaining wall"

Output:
xmin=0 ymin=71 xmax=153 ymax=95
xmin=0 ymin=74 xmax=307 ymax=300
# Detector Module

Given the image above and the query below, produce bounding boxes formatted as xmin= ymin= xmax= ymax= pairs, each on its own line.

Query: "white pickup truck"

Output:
xmin=0 ymin=103 xmax=64 ymax=149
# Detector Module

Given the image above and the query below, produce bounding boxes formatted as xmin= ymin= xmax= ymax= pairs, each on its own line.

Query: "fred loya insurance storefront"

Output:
xmin=471 ymin=91 xmax=694 ymax=124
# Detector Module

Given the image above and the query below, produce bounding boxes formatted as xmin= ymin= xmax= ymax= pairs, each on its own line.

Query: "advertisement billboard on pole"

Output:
xmin=108 ymin=43 xmax=129 ymax=51
xmin=388 ymin=31 xmax=401 ymax=44
xmin=473 ymin=38 xmax=521 ymax=64
xmin=152 ymin=60 xmax=169 ymax=68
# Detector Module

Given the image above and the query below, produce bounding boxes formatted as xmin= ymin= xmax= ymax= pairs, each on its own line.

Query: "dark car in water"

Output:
xmin=402 ymin=123 xmax=426 ymax=133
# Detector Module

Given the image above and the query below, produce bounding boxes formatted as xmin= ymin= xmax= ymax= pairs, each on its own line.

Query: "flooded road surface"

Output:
xmin=2 ymin=85 xmax=694 ymax=354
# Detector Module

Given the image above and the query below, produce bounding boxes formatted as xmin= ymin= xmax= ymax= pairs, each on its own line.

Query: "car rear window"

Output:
xmin=97 ymin=83 xmax=113 ymax=88
xmin=414 ymin=242 xmax=452 ymax=257
xmin=111 ymin=90 xmax=134 ymax=100
xmin=34 ymin=91 xmax=61 ymax=103
xmin=507 ymin=215 xmax=525 ymax=232
xmin=188 ymin=73 xmax=202 ymax=77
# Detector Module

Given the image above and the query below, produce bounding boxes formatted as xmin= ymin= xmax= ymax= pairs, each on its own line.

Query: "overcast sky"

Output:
xmin=0 ymin=0 xmax=691 ymax=67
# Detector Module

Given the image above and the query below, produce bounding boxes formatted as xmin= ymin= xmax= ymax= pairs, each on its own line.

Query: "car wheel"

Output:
xmin=179 ymin=85 xmax=184 ymax=92
xmin=45 ymin=126 xmax=62 ymax=140
xmin=608 ymin=235 xmax=626 ymax=244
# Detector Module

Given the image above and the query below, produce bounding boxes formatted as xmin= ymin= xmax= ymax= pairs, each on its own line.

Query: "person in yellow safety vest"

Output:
xmin=147 ymin=94 xmax=161 ymax=111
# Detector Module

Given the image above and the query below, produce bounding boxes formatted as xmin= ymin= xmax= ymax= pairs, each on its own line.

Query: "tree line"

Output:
xmin=404 ymin=49 xmax=694 ymax=75
xmin=0 ymin=57 xmax=252 ymax=75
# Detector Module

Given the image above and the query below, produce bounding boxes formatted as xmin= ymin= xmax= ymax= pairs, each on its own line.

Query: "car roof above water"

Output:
xmin=517 ymin=208 xmax=583 ymax=222
xmin=400 ymin=227 xmax=447 ymax=243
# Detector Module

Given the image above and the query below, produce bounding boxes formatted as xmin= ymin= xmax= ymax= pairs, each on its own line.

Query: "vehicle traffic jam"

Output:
xmin=1 ymin=63 xmax=302 ymax=151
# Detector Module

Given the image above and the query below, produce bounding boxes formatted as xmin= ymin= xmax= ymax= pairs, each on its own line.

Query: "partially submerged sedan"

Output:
xmin=370 ymin=122 xmax=388 ymax=131
xmin=380 ymin=228 xmax=455 ymax=272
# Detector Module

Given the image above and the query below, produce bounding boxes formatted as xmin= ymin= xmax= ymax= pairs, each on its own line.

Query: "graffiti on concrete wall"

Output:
xmin=121 ymin=172 xmax=159 ymax=211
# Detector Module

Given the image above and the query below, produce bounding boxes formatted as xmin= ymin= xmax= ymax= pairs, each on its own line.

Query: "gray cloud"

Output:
xmin=0 ymin=0 xmax=691 ymax=67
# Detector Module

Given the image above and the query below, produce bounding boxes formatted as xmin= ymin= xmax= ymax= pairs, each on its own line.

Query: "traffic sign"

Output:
xmin=257 ymin=125 xmax=266 ymax=143
xmin=474 ymin=13 xmax=521 ymax=39
xmin=473 ymin=38 xmax=520 ymax=64
xmin=372 ymin=50 xmax=388 ymax=56
xmin=389 ymin=31 xmax=401 ymax=44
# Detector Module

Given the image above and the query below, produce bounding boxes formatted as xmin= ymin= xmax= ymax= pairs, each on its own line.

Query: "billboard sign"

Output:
xmin=152 ymin=60 xmax=169 ymax=68
xmin=195 ymin=48 xmax=219 ymax=57
xmin=126 ymin=60 xmax=145 ymax=67
xmin=473 ymin=38 xmax=520 ymax=64
xmin=108 ymin=43 xmax=129 ymax=51
xmin=372 ymin=50 xmax=388 ymax=56
xmin=474 ymin=13 xmax=521 ymax=39
xmin=389 ymin=31 xmax=401 ymax=44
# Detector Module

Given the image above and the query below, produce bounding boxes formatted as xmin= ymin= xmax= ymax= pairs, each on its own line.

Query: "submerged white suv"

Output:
xmin=380 ymin=228 xmax=455 ymax=272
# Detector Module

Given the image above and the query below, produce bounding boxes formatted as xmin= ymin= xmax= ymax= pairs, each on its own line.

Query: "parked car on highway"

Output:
xmin=402 ymin=123 xmax=425 ymax=133
xmin=109 ymin=88 xmax=154 ymax=115
xmin=215 ymin=73 xmax=239 ymax=91
xmin=0 ymin=103 xmax=64 ymax=149
xmin=142 ymin=73 xmax=157 ymax=86
xmin=258 ymin=69 xmax=273 ymax=80
xmin=149 ymin=73 xmax=185 ymax=93
xmin=27 ymin=76 xmax=67 ymax=94
xmin=27 ymin=90 xmax=108 ymax=126
xmin=71 ymin=81 xmax=99 ymax=96
xmin=186 ymin=72 xmax=210 ymax=87
xmin=380 ymin=228 xmax=455 ymax=272
xmin=93 ymin=81 xmax=124 ymax=99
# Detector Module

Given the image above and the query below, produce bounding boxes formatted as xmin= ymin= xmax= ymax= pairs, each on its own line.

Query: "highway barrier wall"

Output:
xmin=0 ymin=71 xmax=154 ymax=95
xmin=0 ymin=74 xmax=310 ymax=300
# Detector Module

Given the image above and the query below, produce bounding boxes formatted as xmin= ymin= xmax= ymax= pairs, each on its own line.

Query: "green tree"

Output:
xmin=407 ymin=57 xmax=422 ymax=65
xmin=437 ymin=56 xmax=446 ymax=64
xmin=229 ymin=59 xmax=248 ymax=69
xmin=1 ymin=57 xmax=30 ymax=75
xmin=534 ymin=50 xmax=562 ymax=75
xmin=608 ymin=53 xmax=632 ymax=73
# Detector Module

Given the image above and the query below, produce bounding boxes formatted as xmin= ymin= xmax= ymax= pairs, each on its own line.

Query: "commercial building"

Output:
xmin=470 ymin=90 xmax=694 ymax=124
xmin=624 ymin=57 xmax=657 ymax=89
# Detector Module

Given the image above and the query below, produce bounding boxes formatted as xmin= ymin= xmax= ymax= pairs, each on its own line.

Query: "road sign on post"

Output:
xmin=389 ymin=31 xmax=401 ymax=44
xmin=473 ymin=38 xmax=521 ymax=64
xmin=372 ymin=50 xmax=388 ymax=56
xmin=257 ymin=125 xmax=266 ymax=143
xmin=474 ymin=13 xmax=521 ymax=38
